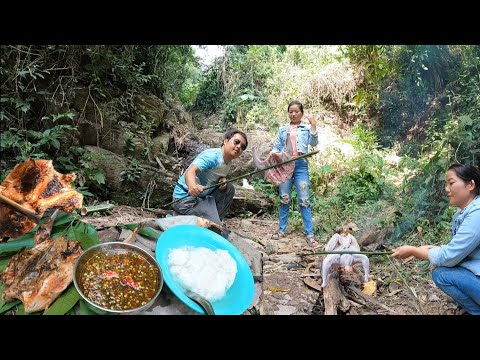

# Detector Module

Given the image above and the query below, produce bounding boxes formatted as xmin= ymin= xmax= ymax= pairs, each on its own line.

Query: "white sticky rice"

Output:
xmin=167 ymin=246 xmax=237 ymax=302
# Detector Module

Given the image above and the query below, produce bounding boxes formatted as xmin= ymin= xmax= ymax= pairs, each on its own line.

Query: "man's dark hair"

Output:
xmin=224 ymin=129 xmax=248 ymax=150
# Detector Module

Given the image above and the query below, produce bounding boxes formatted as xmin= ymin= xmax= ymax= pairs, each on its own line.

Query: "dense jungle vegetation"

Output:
xmin=1 ymin=45 xmax=479 ymax=250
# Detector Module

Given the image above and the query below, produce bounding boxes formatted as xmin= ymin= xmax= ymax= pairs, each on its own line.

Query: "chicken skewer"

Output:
xmin=0 ymin=193 xmax=42 ymax=222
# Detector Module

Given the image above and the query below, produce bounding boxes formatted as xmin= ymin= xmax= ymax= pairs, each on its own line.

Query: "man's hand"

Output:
xmin=218 ymin=177 xmax=227 ymax=191
xmin=188 ymin=184 xmax=204 ymax=197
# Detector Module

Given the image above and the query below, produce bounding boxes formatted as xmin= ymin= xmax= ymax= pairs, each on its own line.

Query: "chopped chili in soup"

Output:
xmin=80 ymin=250 xmax=159 ymax=311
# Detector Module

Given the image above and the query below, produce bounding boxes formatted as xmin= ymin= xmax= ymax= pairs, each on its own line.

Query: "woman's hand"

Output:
xmin=391 ymin=245 xmax=416 ymax=259
xmin=305 ymin=114 xmax=317 ymax=126
xmin=218 ymin=177 xmax=227 ymax=191
xmin=188 ymin=184 xmax=204 ymax=197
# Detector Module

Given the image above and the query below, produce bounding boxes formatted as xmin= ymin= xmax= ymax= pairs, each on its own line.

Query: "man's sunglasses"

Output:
xmin=233 ymin=139 xmax=247 ymax=151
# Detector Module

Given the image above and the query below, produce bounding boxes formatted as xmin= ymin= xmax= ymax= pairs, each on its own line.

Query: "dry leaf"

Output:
xmin=303 ymin=263 xmax=314 ymax=275
xmin=362 ymin=280 xmax=377 ymax=296
xmin=277 ymin=247 xmax=295 ymax=254
xmin=268 ymin=287 xmax=289 ymax=293
xmin=303 ymin=277 xmax=323 ymax=292
xmin=387 ymin=289 xmax=403 ymax=297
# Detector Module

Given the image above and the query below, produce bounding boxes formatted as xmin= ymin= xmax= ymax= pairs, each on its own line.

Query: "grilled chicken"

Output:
xmin=1 ymin=209 xmax=83 ymax=313
xmin=0 ymin=159 xmax=83 ymax=239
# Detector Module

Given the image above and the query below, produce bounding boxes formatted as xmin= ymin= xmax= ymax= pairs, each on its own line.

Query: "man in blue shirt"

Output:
xmin=172 ymin=129 xmax=248 ymax=225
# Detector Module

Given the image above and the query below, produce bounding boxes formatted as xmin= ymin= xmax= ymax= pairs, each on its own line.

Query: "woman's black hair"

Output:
xmin=288 ymin=100 xmax=304 ymax=113
xmin=223 ymin=129 xmax=248 ymax=150
xmin=448 ymin=163 xmax=480 ymax=195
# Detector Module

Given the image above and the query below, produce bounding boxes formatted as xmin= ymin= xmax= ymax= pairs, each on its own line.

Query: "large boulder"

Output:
xmin=83 ymin=146 xmax=176 ymax=207
xmin=134 ymin=93 xmax=168 ymax=130
xmin=229 ymin=185 xmax=274 ymax=217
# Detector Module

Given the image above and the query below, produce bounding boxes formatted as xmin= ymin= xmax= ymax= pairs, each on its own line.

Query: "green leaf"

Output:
xmin=0 ymin=299 xmax=21 ymax=315
xmin=54 ymin=211 xmax=78 ymax=227
xmin=91 ymin=172 xmax=106 ymax=185
xmin=0 ymin=238 xmax=34 ymax=255
xmin=459 ymin=115 xmax=473 ymax=126
xmin=66 ymin=227 xmax=100 ymax=250
xmin=0 ymin=282 xmax=7 ymax=308
xmin=43 ymin=284 xmax=80 ymax=315
xmin=51 ymin=139 xmax=61 ymax=149
xmin=16 ymin=304 xmax=25 ymax=315
xmin=123 ymin=223 xmax=161 ymax=240
xmin=79 ymin=299 xmax=98 ymax=315
xmin=0 ymin=258 xmax=11 ymax=273
xmin=320 ymin=164 xmax=332 ymax=173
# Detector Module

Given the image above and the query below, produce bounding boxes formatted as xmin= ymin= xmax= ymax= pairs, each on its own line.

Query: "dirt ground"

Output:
xmin=83 ymin=205 xmax=458 ymax=315
xmin=223 ymin=217 xmax=457 ymax=315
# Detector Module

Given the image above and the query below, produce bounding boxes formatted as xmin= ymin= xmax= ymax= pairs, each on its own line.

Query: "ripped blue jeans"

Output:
xmin=278 ymin=158 xmax=313 ymax=236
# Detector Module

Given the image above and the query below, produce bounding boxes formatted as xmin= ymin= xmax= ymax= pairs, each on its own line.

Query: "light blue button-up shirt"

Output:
xmin=428 ymin=195 xmax=480 ymax=275
xmin=272 ymin=123 xmax=318 ymax=154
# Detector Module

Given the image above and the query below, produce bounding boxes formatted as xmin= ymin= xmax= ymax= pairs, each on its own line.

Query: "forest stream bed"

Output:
xmin=83 ymin=205 xmax=458 ymax=315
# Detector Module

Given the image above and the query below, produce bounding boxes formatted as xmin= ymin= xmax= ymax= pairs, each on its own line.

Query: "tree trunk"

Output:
xmin=323 ymin=272 xmax=351 ymax=315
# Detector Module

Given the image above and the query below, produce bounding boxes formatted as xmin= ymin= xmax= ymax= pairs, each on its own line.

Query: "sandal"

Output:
xmin=271 ymin=232 xmax=286 ymax=240
xmin=305 ymin=235 xmax=319 ymax=247
xmin=447 ymin=305 xmax=468 ymax=315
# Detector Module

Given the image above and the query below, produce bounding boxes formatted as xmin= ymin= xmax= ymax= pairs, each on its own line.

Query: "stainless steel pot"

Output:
xmin=73 ymin=242 xmax=163 ymax=315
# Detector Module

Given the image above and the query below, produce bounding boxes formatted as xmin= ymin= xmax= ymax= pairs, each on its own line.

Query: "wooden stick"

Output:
xmin=298 ymin=250 xmax=393 ymax=257
xmin=348 ymin=286 xmax=399 ymax=315
xmin=162 ymin=150 xmax=320 ymax=208
xmin=388 ymin=257 xmax=425 ymax=315
xmin=0 ymin=193 xmax=42 ymax=222
xmin=123 ymin=222 xmax=145 ymax=244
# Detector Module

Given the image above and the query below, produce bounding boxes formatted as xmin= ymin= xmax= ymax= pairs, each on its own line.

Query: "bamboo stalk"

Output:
xmin=298 ymin=250 xmax=394 ymax=257
xmin=80 ymin=203 xmax=114 ymax=216
xmin=163 ymin=150 xmax=320 ymax=208
xmin=388 ymin=257 xmax=426 ymax=315
xmin=0 ymin=193 xmax=42 ymax=222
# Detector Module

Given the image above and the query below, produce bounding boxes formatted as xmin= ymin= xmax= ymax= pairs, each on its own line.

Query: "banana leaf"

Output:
xmin=0 ymin=300 xmax=21 ymax=315
xmin=79 ymin=299 xmax=98 ymax=315
xmin=43 ymin=284 xmax=81 ymax=315
xmin=123 ymin=223 xmax=161 ymax=240
xmin=0 ymin=213 xmax=98 ymax=255
xmin=0 ymin=258 xmax=10 ymax=273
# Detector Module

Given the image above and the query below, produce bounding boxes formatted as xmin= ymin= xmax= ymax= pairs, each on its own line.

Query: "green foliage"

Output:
xmin=250 ymin=178 xmax=278 ymax=203
xmin=0 ymin=122 xmax=76 ymax=163
xmin=78 ymin=153 xmax=107 ymax=186
xmin=120 ymin=157 xmax=144 ymax=184
xmin=195 ymin=64 xmax=224 ymax=115
xmin=123 ymin=223 xmax=161 ymax=240
xmin=342 ymin=45 xmax=394 ymax=117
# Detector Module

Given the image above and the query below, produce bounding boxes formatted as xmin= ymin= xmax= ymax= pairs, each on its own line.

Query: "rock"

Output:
xmin=83 ymin=146 xmax=176 ymax=207
xmin=269 ymin=254 xmax=302 ymax=264
xmin=98 ymin=227 xmax=120 ymax=243
xmin=274 ymin=305 xmax=297 ymax=315
xmin=228 ymin=231 xmax=264 ymax=282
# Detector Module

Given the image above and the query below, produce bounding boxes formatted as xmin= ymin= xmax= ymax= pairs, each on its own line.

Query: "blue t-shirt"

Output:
xmin=172 ymin=148 xmax=231 ymax=199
